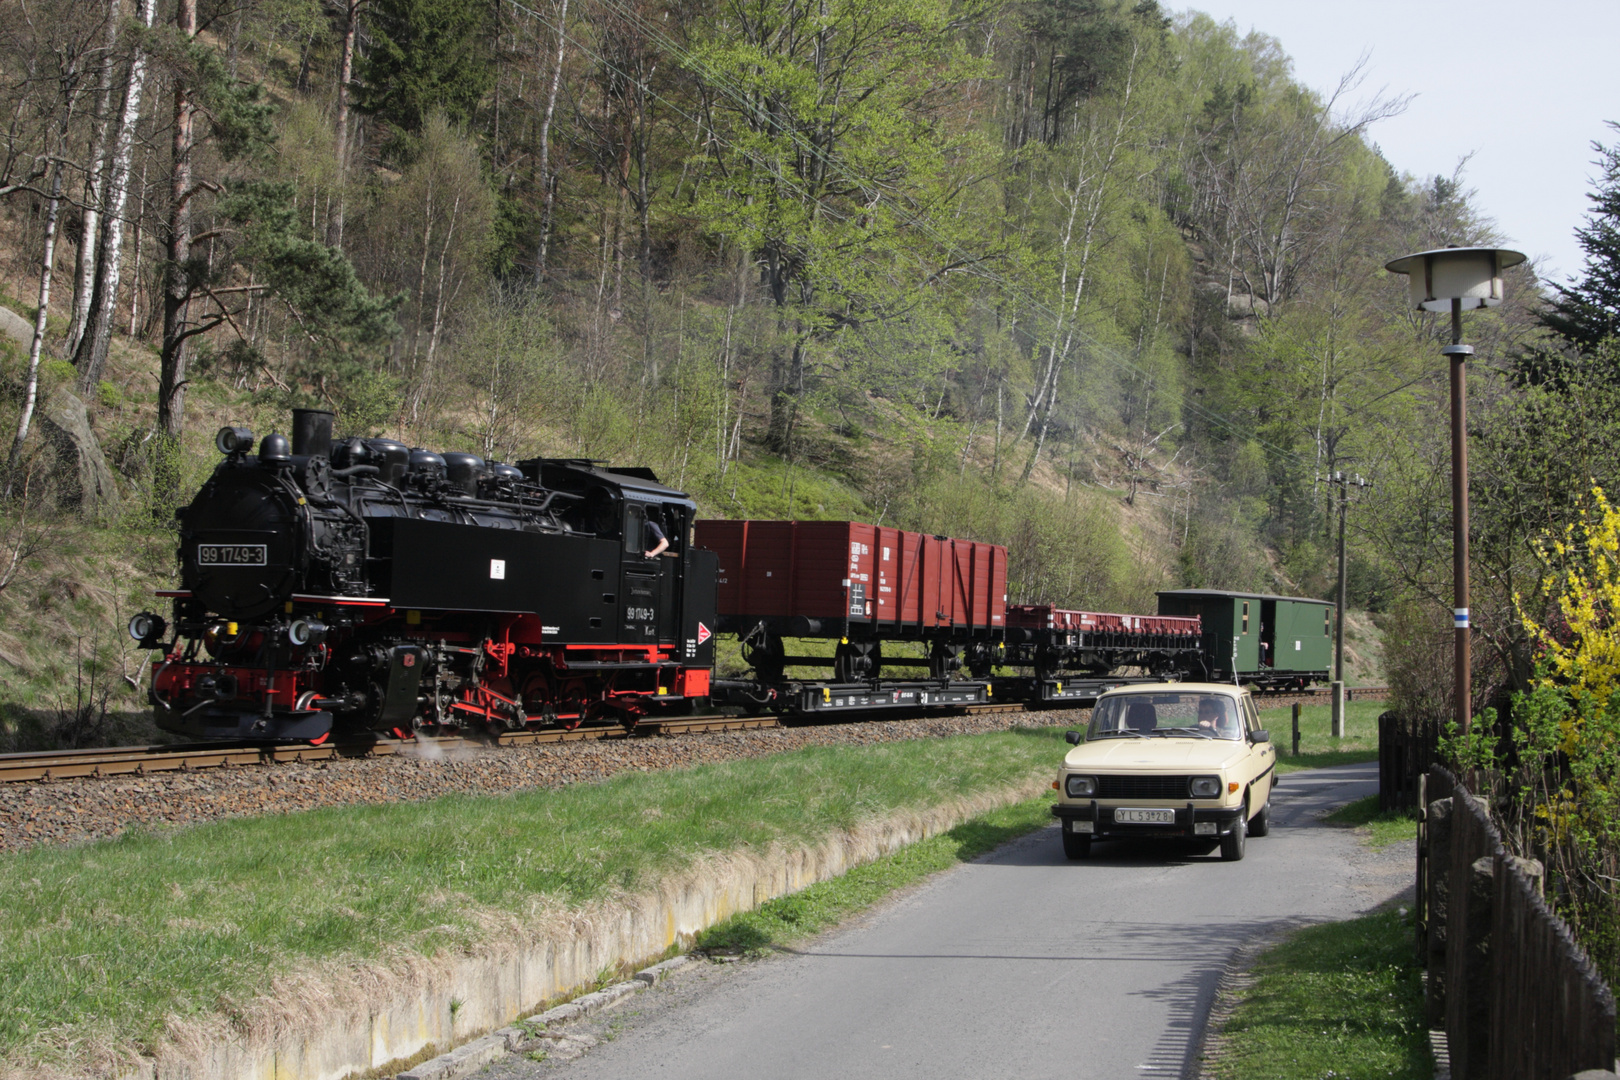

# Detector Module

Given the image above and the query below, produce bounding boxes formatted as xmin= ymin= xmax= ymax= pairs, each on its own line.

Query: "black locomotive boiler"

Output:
xmin=137 ymin=410 xmax=718 ymax=741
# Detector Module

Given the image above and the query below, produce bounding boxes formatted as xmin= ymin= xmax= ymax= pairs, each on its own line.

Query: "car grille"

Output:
xmin=1097 ymin=775 xmax=1191 ymax=799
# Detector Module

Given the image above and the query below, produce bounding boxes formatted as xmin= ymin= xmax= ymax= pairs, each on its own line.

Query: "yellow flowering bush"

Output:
xmin=1509 ymin=487 xmax=1620 ymax=981
xmin=1524 ymin=486 xmax=1620 ymax=715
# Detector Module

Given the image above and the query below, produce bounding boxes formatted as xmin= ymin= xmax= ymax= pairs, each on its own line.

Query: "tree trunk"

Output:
xmin=328 ymin=0 xmax=360 ymax=248
xmin=157 ymin=0 xmax=198 ymax=437
xmin=127 ymin=153 xmax=146 ymax=335
xmin=64 ymin=0 xmax=122 ymax=358
xmin=5 ymin=146 xmax=70 ymax=497
xmin=73 ymin=0 xmax=154 ymax=391
xmin=535 ymin=0 xmax=568 ymax=283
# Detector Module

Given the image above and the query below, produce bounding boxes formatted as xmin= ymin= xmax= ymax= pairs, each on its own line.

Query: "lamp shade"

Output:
xmin=1384 ymin=247 xmax=1526 ymax=312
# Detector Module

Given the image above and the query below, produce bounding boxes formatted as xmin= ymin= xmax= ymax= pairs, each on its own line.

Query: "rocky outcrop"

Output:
xmin=0 ymin=306 xmax=32 ymax=350
xmin=38 ymin=388 xmax=120 ymax=515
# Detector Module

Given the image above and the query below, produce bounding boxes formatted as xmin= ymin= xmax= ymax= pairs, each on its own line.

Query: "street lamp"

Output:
xmin=1384 ymin=246 xmax=1526 ymax=735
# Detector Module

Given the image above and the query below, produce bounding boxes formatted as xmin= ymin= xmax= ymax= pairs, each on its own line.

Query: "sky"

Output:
xmin=1179 ymin=1 xmax=1620 ymax=288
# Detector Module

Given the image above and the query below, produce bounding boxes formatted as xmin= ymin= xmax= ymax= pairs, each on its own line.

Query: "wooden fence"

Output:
xmin=1419 ymin=765 xmax=1617 ymax=1080
xmin=1379 ymin=712 xmax=1442 ymax=812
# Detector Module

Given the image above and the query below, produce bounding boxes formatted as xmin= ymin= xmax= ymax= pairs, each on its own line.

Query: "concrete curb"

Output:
xmin=399 ymin=957 xmax=692 ymax=1080
xmin=104 ymin=779 xmax=1042 ymax=1080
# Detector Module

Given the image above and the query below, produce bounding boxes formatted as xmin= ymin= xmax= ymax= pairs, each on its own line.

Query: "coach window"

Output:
xmin=1241 ymin=601 xmax=1250 ymax=634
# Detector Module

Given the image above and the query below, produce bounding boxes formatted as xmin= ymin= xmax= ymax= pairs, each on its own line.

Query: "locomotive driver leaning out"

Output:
xmin=643 ymin=510 xmax=670 ymax=559
xmin=1197 ymin=695 xmax=1241 ymax=739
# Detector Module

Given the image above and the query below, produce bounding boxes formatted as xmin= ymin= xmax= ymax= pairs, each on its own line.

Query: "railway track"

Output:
xmin=0 ymin=687 xmax=1382 ymax=784
xmin=0 ymin=713 xmax=787 ymax=784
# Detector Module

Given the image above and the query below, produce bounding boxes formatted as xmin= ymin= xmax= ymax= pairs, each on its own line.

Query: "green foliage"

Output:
xmin=1496 ymin=490 xmax=1620 ymax=988
xmin=1214 ymin=909 xmax=1430 ymax=1080
xmin=185 ymin=36 xmax=276 ymax=160
xmin=224 ymin=181 xmax=400 ymax=347
xmin=1258 ymin=700 xmax=1383 ymax=773
xmin=355 ymin=0 xmax=495 ymax=135
xmin=1531 ymin=122 xmax=1620 ymax=364
xmin=1324 ymin=795 xmax=1418 ymax=849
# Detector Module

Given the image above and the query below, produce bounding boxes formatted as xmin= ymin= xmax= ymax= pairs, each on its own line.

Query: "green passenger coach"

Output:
xmin=1156 ymin=589 xmax=1333 ymax=690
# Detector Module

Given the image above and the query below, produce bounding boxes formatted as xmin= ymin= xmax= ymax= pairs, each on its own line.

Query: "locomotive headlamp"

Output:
xmin=287 ymin=619 xmax=328 ymax=647
xmin=128 ymin=611 xmax=167 ymax=647
xmin=215 ymin=426 xmax=255 ymax=455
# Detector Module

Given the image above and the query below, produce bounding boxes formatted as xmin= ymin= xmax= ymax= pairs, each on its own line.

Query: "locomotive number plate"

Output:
xmin=197 ymin=544 xmax=267 ymax=566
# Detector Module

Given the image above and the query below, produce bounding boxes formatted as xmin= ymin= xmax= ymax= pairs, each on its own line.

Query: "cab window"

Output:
xmin=624 ymin=504 xmax=645 ymax=554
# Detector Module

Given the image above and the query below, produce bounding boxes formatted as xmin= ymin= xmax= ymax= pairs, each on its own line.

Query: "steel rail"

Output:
xmin=0 ymin=714 xmax=783 ymax=783
xmin=0 ymin=688 xmax=1387 ymax=783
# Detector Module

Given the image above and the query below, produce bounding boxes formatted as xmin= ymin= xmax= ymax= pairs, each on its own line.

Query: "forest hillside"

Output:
xmin=1 ymin=0 xmax=1609 ymax=749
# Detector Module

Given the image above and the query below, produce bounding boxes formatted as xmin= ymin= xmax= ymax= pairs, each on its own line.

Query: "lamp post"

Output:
xmin=1384 ymin=246 xmax=1525 ymax=735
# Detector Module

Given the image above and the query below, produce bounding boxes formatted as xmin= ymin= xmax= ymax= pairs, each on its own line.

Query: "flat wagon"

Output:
xmin=1004 ymin=605 xmax=1204 ymax=679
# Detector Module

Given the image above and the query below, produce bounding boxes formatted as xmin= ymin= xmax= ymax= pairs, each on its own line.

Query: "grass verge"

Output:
xmin=697 ymin=794 xmax=1055 ymax=954
xmin=1213 ymin=909 xmax=1431 ymax=1080
xmin=0 ymin=725 xmax=1065 ymax=1071
xmin=1260 ymin=700 xmax=1384 ymax=773
xmin=1326 ymin=794 xmax=1420 ymax=849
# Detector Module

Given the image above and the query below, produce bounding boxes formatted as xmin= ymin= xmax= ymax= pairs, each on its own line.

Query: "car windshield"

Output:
xmin=1087 ymin=692 xmax=1244 ymax=740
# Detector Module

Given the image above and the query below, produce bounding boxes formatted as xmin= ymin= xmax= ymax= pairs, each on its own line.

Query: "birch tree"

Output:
xmin=72 ymin=0 xmax=155 ymax=392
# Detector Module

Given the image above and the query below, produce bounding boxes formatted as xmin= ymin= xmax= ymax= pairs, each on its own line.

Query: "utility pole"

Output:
xmin=1317 ymin=471 xmax=1370 ymax=737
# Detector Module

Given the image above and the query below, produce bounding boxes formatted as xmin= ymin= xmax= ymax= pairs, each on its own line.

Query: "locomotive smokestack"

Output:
xmin=291 ymin=409 xmax=335 ymax=457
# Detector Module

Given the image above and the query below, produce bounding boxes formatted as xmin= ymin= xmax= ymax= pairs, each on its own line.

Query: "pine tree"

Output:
xmin=354 ymin=0 xmax=494 ymax=137
xmin=1539 ymin=124 xmax=1620 ymax=354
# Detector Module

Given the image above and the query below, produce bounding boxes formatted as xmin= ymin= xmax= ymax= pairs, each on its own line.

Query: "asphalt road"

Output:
xmin=479 ymin=761 xmax=1409 ymax=1080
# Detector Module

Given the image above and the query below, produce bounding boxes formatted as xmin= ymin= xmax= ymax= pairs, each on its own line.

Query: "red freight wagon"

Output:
xmin=695 ymin=520 xmax=1007 ymax=681
xmin=1004 ymin=604 xmax=1204 ymax=679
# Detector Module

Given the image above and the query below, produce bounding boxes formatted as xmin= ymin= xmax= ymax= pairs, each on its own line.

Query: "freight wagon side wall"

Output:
xmin=698 ymin=520 xmax=1006 ymax=638
xmin=699 ymin=520 xmax=871 ymax=624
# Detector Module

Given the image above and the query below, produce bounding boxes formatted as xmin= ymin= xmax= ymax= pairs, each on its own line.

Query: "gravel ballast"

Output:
xmin=0 ymin=710 xmax=1090 ymax=852
xmin=0 ymin=688 xmax=1377 ymax=852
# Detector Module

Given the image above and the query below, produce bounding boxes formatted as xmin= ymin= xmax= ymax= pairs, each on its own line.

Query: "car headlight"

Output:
xmin=1189 ymin=775 xmax=1222 ymax=799
xmin=1066 ymin=774 xmax=1097 ymax=798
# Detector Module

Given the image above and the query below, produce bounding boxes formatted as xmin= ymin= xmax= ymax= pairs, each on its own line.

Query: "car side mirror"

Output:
xmin=1064 ymin=730 xmax=1083 ymax=746
xmin=1249 ymin=729 xmax=1270 ymax=744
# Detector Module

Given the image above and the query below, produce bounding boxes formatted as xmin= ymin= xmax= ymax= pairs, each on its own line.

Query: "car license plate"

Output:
xmin=198 ymin=544 xmax=267 ymax=566
xmin=1115 ymin=808 xmax=1174 ymax=824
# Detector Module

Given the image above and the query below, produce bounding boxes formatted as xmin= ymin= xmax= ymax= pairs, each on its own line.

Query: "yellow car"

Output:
xmin=1051 ymin=683 xmax=1277 ymax=861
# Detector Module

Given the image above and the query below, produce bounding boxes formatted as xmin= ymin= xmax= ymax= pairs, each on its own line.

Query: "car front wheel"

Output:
xmin=1062 ymin=831 xmax=1092 ymax=860
xmin=1249 ymin=798 xmax=1271 ymax=837
xmin=1220 ymin=808 xmax=1247 ymax=861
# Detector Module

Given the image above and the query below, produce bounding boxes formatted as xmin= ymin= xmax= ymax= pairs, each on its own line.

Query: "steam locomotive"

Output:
xmin=135 ymin=410 xmax=1330 ymax=742
xmin=141 ymin=409 xmax=717 ymax=741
